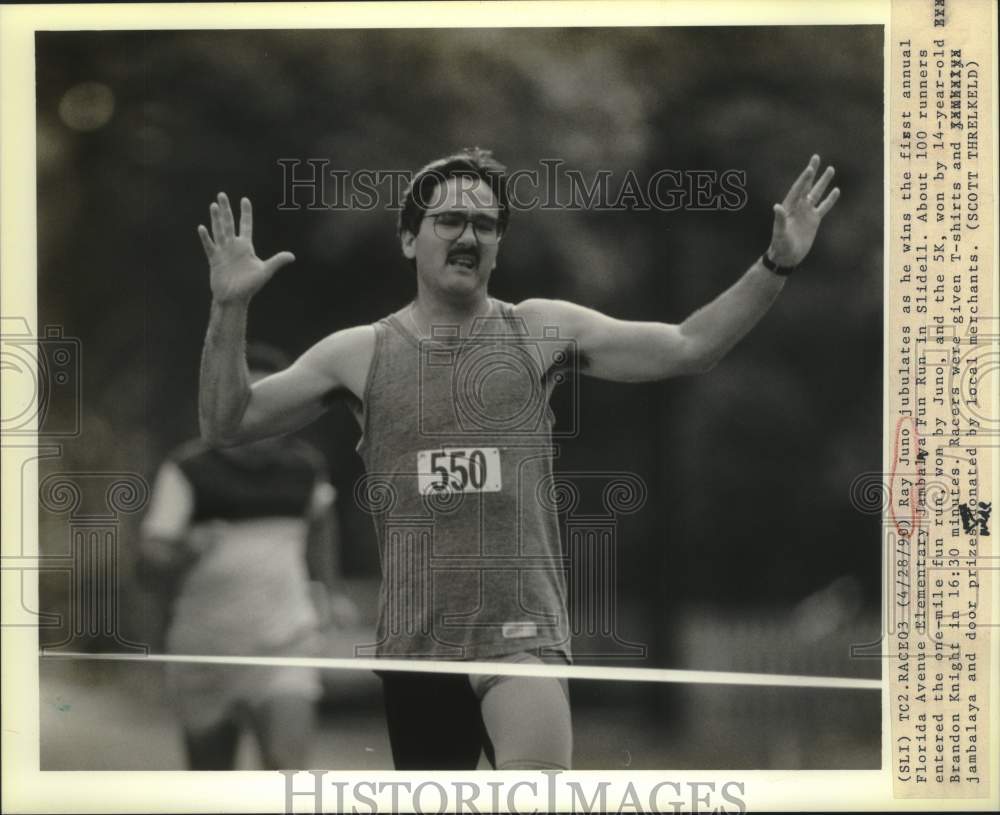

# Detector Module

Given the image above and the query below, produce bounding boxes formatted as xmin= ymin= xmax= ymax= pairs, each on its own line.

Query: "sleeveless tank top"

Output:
xmin=356 ymin=299 xmax=571 ymax=660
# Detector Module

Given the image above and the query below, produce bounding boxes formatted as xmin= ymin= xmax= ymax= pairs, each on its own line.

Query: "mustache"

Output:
xmin=446 ymin=245 xmax=480 ymax=262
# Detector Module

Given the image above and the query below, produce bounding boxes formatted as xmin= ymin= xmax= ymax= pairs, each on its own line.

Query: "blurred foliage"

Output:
xmin=36 ymin=26 xmax=883 ymax=662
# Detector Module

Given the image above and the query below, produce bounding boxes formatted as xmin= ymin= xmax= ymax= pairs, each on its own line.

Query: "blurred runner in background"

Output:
xmin=137 ymin=342 xmax=358 ymax=770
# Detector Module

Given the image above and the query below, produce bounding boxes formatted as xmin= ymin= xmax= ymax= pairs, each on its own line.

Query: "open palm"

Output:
xmin=197 ymin=193 xmax=295 ymax=304
xmin=768 ymin=155 xmax=840 ymax=268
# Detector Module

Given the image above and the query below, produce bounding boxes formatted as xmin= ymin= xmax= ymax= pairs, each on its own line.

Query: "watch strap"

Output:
xmin=760 ymin=252 xmax=796 ymax=276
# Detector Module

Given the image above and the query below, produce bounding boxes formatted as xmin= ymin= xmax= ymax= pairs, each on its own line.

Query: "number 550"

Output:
xmin=430 ymin=449 xmax=487 ymax=491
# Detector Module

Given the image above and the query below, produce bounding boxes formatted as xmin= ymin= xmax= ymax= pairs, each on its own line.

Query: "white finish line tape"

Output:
xmin=41 ymin=652 xmax=881 ymax=690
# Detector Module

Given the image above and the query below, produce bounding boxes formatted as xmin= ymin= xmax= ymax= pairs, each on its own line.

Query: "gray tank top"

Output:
xmin=355 ymin=299 xmax=571 ymax=660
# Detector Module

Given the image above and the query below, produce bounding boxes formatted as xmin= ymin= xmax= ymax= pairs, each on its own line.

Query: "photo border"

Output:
xmin=2 ymin=1 xmax=997 ymax=812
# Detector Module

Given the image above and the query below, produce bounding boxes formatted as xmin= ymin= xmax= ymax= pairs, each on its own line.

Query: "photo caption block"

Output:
xmin=890 ymin=0 xmax=995 ymax=799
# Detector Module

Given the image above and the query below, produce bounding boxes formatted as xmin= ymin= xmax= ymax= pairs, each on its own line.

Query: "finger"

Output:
xmin=783 ymin=154 xmax=820 ymax=207
xmin=262 ymin=251 xmax=296 ymax=276
xmin=816 ymin=186 xmax=841 ymax=217
xmin=239 ymin=197 xmax=253 ymax=240
xmin=209 ymin=202 xmax=224 ymax=243
xmin=772 ymin=203 xmax=788 ymax=232
xmin=217 ymin=192 xmax=236 ymax=238
xmin=808 ymin=166 xmax=835 ymax=207
xmin=196 ymin=225 xmax=215 ymax=259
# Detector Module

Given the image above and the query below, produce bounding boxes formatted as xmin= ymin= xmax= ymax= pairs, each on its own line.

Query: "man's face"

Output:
xmin=401 ymin=176 xmax=501 ymax=298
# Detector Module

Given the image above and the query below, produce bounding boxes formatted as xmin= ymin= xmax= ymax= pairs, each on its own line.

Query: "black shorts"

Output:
xmin=378 ymin=652 xmax=572 ymax=770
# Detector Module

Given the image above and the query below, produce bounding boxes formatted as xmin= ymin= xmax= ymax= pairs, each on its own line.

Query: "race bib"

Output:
xmin=417 ymin=447 xmax=502 ymax=494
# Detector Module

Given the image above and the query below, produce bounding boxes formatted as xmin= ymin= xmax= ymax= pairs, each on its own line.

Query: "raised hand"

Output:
xmin=767 ymin=155 xmax=840 ymax=268
xmin=197 ymin=193 xmax=295 ymax=304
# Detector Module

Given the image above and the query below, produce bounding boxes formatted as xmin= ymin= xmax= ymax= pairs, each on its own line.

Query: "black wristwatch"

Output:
xmin=760 ymin=251 xmax=796 ymax=277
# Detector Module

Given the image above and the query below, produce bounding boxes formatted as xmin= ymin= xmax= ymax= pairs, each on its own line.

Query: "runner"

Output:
xmin=139 ymin=343 xmax=354 ymax=770
xmin=196 ymin=148 xmax=839 ymax=769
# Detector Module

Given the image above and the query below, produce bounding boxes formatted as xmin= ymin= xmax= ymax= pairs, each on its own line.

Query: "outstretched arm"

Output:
xmin=517 ymin=155 xmax=840 ymax=382
xmin=197 ymin=193 xmax=373 ymax=445
xmin=198 ymin=192 xmax=295 ymax=443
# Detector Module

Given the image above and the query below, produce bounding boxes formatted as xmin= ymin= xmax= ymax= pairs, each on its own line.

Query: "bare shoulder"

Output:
xmin=512 ymin=298 xmax=586 ymax=335
xmin=512 ymin=298 xmax=606 ymax=340
xmin=294 ymin=323 xmax=377 ymax=400
xmin=512 ymin=297 xmax=573 ymax=319
xmin=297 ymin=324 xmax=376 ymax=365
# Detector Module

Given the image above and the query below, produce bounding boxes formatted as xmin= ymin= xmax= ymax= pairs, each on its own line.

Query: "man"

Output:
xmin=196 ymin=148 xmax=839 ymax=769
xmin=139 ymin=343 xmax=354 ymax=770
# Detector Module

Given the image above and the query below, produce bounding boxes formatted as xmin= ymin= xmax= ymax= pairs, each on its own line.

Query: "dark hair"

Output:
xmin=246 ymin=341 xmax=291 ymax=375
xmin=398 ymin=147 xmax=510 ymax=238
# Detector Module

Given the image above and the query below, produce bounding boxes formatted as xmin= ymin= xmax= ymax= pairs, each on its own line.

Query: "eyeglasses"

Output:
xmin=429 ymin=212 xmax=502 ymax=244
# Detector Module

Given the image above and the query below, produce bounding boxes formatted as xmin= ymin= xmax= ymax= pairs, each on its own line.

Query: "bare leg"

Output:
xmin=479 ymin=677 xmax=572 ymax=770
xmin=248 ymin=694 xmax=314 ymax=770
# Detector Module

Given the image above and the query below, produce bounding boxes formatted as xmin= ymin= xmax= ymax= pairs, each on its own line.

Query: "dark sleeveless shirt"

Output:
xmin=356 ymin=299 xmax=571 ymax=660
